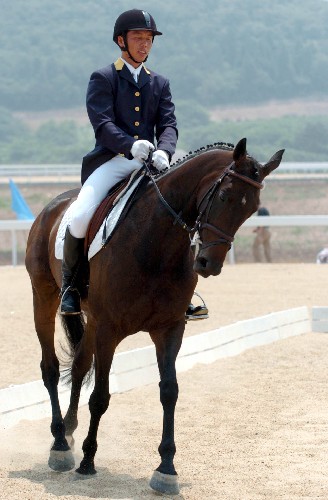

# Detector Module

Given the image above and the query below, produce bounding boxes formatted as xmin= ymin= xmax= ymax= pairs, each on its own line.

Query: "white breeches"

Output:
xmin=70 ymin=155 xmax=143 ymax=238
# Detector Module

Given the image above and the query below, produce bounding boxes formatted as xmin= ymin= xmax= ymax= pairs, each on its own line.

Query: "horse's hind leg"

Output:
xmin=63 ymin=316 xmax=95 ymax=440
xmin=31 ymin=280 xmax=75 ymax=472
xmin=149 ymin=321 xmax=185 ymax=495
xmin=76 ymin=330 xmax=115 ymax=475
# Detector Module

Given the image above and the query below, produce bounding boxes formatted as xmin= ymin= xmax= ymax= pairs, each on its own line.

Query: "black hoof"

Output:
xmin=76 ymin=460 xmax=97 ymax=475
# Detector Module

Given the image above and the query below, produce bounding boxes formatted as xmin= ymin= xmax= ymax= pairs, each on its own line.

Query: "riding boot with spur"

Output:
xmin=60 ymin=226 xmax=85 ymax=315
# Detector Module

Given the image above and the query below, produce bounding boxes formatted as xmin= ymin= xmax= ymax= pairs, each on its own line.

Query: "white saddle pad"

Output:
xmin=55 ymin=173 xmax=145 ymax=261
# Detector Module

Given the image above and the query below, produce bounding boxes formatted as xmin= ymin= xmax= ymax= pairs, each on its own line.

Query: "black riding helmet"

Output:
xmin=113 ymin=9 xmax=162 ymax=45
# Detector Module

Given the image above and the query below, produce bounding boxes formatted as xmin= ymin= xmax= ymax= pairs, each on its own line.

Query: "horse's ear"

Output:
xmin=261 ymin=149 xmax=285 ymax=178
xmin=233 ymin=138 xmax=247 ymax=162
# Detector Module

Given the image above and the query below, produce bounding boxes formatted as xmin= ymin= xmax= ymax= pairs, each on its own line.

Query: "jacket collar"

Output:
xmin=114 ymin=58 xmax=151 ymax=88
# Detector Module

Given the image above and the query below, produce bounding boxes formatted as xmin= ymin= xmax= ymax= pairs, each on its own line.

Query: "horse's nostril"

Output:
xmin=198 ymin=257 xmax=207 ymax=268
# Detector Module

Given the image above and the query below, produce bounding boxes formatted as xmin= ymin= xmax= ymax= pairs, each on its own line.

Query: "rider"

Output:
xmin=60 ymin=8 xmax=208 ymax=321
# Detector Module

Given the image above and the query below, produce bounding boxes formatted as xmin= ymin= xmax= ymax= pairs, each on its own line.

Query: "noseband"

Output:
xmin=144 ymin=159 xmax=264 ymax=248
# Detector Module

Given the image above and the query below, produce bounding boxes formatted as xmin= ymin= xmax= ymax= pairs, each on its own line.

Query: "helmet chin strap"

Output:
xmin=121 ymin=33 xmax=149 ymax=64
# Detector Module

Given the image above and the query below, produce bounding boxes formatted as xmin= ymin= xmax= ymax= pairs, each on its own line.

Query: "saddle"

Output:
xmin=84 ymin=169 xmax=147 ymax=254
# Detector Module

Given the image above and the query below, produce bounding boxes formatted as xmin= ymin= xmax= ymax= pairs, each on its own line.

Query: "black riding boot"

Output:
xmin=60 ymin=227 xmax=85 ymax=315
xmin=185 ymin=291 xmax=209 ymax=321
xmin=185 ymin=303 xmax=209 ymax=320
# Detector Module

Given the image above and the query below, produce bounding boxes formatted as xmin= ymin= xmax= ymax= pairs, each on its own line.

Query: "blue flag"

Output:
xmin=9 ymin=179 xmax=35 ymax=220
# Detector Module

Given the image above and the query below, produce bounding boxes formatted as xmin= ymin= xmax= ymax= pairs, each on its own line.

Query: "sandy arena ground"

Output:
xmin=0 ymin=263 xmax=328 ymax=499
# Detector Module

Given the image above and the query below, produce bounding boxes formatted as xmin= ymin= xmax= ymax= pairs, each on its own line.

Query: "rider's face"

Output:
xmin=119 ymin=30 xmax=153 ymax=67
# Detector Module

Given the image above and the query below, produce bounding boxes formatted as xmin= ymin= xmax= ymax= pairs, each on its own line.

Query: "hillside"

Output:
xmin=210 ymin=99 xmax=328 ymax=122
xmin=13 ymin=98 xmax=328 ymax=130
xmin=1 ymin=0 xmax=327 ymax=112
xmin=1 ymin=1 xmax=328 ymax=162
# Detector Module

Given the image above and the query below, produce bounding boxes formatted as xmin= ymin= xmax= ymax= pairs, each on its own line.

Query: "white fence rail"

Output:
xmin=0 ymin=164 xmax=80 ymax=179
xmin=1 ymin=162 xmax=328 ymax=181
xmin=0 ymin=220 xmax=33 ymax=266
xmin=1 ymin=216 xmax=328 ymax=266
xmin=0 ymin=306 xmax=311 ymax=428
xmin=242 ymin=215 xmax=328 ymax=227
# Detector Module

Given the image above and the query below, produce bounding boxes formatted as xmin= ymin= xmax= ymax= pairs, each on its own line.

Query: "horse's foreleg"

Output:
xmin=76 ymin=333 xmax=115 ymax=475
xmin=149 ymin=321 xmax=185 ymax=495
xmin=32 ymin=284 xmax=75 ymax=472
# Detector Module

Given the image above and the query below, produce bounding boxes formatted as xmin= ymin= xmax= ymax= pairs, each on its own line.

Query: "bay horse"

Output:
xmin=25 ymin=138 xmax=284 ymax=495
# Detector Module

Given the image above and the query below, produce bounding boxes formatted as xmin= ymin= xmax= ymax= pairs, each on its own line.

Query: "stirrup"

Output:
xmin=60 ymin=286 xmax=81 ymax=315
xmin=185 ymin=291 xmax=209 ymax=321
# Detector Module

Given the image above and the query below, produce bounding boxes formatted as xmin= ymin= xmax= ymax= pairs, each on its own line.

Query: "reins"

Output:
xmin=144 ymin=153 xmax=198 ymax=233
xmin=143 ymin=153 xmax=264 ymax=248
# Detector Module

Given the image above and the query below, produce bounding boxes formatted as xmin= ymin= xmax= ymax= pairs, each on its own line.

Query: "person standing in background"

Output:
xmin=253 ymin=206 xmax=272 ymax=263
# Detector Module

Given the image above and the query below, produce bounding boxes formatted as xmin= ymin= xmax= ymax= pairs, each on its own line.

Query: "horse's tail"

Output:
xmin=60 ymin=314 xmax=86 ymax=356
xmin=59 ymin=313 xmax=94 ymax=386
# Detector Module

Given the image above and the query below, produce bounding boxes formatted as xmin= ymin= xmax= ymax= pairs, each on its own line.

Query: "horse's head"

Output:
xmin=194 ymin=138 xmax=284 ymax=277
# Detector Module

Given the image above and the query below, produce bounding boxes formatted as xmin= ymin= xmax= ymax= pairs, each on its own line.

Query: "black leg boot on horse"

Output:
xmin=60 ymin=226 xmax=85 ymax=315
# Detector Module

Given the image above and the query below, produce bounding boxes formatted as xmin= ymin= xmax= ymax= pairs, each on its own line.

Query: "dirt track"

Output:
xmin=1 ymin=263 xmax=327 ymax=389
xmin=1 ymin=263 xmax=328 ymax=499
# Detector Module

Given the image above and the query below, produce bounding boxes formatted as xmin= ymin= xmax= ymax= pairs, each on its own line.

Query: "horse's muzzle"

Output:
xmin=193 ymin=256 xmax=223 ymax=278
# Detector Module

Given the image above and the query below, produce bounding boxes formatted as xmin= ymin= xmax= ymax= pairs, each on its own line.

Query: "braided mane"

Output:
xmin=154 ymin=141 xmax=235 ymax=179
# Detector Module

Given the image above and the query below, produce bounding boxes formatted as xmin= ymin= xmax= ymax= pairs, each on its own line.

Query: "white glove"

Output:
xmin=131 ymin=140 xmax=154 ymax=161
xmin=152 ymin=150 xmax=170 ymax=171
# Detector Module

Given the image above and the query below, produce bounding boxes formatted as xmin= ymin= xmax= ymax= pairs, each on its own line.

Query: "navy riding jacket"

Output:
xmin=81 ymin=58 xmax=178 ymax=184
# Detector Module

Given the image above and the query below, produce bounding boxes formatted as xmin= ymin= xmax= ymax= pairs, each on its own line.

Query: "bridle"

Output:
xmin=144 ymin=158 xmax=264 ymax=249
xmin=196 ymin=161 xmax=264 ymax=249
